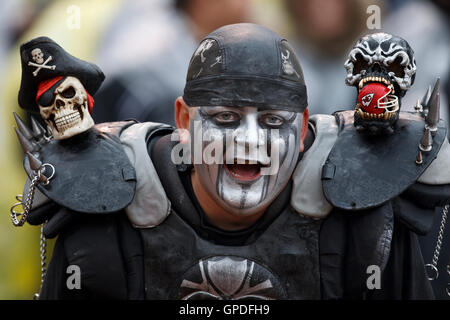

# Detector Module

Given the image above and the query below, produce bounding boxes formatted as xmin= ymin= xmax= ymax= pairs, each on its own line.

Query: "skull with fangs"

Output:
xmin=38 ymin=76 xmax=94 ymax=140
xmin=344 ymin=33 xmax=416 ymax=134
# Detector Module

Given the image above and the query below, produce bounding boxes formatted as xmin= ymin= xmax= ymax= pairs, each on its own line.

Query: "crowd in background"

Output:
xmin=0 ymin=0 xmax=448 ymax=299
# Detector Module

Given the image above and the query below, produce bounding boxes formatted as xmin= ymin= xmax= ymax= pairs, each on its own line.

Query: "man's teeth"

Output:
xmin=355 ymin=107 xmax=395 ymax=120
xmin=54 ymin=111 xmax=81 ymax=131
xmin=358 ymin=76 xmax=395 ymax=94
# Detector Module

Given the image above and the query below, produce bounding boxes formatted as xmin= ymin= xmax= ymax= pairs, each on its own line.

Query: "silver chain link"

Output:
xmin=10 ymin=174 xmax=40 ymax=226
xmin=34 ymin=224 xmax=47 ymax=300
xmin=10 ymin=163 xmax=55 ymax=227
xmin=425 ymin=204 xmax=449 ymax=281
xmin=10 ymin=162 xmax=54 ymax=299
xmin=40 ymin=223 xmax=47 ymax=285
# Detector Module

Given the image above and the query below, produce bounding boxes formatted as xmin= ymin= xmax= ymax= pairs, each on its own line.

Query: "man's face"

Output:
xmin=189 ymin=106 xmax=303 ymax=216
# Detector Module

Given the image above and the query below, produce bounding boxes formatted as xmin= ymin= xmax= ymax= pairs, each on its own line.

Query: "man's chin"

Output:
xmin=218 ymin=194 xmax=269 ymax=216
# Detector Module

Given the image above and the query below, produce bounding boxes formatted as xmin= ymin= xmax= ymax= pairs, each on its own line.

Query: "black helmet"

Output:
xmin=183 ymin=23 xmax=307 ymax=112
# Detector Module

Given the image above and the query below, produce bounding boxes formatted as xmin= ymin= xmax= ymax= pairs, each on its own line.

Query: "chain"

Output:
xmin=34 ymin=224 xmax=48 ymax=300
xmin=425 ymin=204 xmax=449 ymax=281
xmin=9 ymin=162 xmax=55 ymax=299
xmin=10 ymin=163 xmax=55 ymax=227
xmin=10 ymin=174 xmax=40 ymax=226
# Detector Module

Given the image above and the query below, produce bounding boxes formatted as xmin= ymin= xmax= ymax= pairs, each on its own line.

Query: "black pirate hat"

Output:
xmin=18 ymin=36 xmax=105 ymax=114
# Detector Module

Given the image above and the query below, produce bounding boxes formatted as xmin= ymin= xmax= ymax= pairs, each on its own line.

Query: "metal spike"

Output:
xmin=415 ymin=150 xmax=423 ymax=165
xmin=30 ymin=116 xmax=46 ymax=139
xmin=425 ymin=78 xmax=440 ymax=128
xmin=421 ymin=85 xmax=431 ymax=110
xmin=429 ymin=77 xmax=440 ymax=104
xmin=13 ymin=112 xmax=34 ymax=141
xmin=26 ymin=151 xmax=42 ymax=171
xmin=14 ymin=127 xmax=38 ymax=153
xmin=414 ymin=99 xmax=422 ymax=113
xmin=419 ymin=128 xmax=433 ymax=152
xmin=426 ymin=92 xmax=440 ymax=133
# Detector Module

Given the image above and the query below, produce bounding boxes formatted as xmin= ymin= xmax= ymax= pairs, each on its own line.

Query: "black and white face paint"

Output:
xmin=189 ymin=106 xmax=302 ymax=216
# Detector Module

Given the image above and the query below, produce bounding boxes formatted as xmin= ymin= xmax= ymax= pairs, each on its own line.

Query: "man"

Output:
xmin=13 ymin=24 xmax=449 ymax=299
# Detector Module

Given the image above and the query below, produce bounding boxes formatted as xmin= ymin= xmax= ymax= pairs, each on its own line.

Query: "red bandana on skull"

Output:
xmin=36 ymin=76 xmax=94 ymax=114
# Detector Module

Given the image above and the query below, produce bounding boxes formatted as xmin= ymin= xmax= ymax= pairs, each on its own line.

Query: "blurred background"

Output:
xmin=0 ymin=0 xmax=448 ymax=299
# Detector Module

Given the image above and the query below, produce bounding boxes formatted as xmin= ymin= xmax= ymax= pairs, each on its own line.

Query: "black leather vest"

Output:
xmin=139 ymin=206 xmax=322 ymax=300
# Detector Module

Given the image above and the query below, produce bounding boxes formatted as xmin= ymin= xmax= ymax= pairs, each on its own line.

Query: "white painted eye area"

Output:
xmin=260 ymin=114 xmax=284 ymax=127
xmin=215 ymin=111 xmax=240 ymax=124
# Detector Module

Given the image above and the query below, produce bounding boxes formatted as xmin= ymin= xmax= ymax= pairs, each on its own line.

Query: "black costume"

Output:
xmin=13 ymin=25 xmax=450 ymax=300
xmin=33 ymin=118 xmax=446 ymax=299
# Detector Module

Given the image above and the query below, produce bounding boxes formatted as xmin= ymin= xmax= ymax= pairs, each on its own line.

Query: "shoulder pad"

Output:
xmin=322 ymin=111 xmax=447 ymax=211
xmin=24 ymin=121 xmax=137 ymax=213
xmin=418 ymin=137 xmax=450 ymax=185
xmin=119 ymin=122 xmax=174 ymax=228
xmin=291 ymin=114 xmax=337 ymax=218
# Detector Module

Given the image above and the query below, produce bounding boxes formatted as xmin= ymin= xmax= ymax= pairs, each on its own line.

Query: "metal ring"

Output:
xmin=425 ymin=264 xmax=439 ymax=281
xmin=10 ymin=202 xmax=24 ymax=215
xmin=39 ymin=163 xmax=55 ymax=185
xmin=10 ymin=202 xmax=25 ymax=226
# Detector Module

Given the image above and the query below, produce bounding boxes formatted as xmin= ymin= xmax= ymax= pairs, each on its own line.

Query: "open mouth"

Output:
xmin=358 ymin=75 xmax=395 ymax=94
xmin=224 ymin=160 xmax=263 ymax=182
xmin=355 ymin=106 xmax=396 ymax=120
xmin=356 ymin=75 xmax=398 ymax=121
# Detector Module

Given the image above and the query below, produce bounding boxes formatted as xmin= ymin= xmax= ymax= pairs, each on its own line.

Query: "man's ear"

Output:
xmin=299 ymin=108 xmax=309 ymax=153
xmin=175 ymin=96 xmax=191 ymax=144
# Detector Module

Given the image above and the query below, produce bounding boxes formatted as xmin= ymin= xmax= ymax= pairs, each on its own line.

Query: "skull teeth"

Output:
xmin=54 ymin=111 xmax=81 ymax=130
xmin=355 ymin=106 xmax=395 ymax=120
xmin=358 ymin=76 xmax=395 ymax=94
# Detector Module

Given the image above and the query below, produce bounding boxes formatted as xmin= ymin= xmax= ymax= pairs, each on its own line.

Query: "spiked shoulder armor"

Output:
xmin=322 ymin=110 xmax=448 ymax=211
xmin=20 ymin=120 xmax=137 ymax=214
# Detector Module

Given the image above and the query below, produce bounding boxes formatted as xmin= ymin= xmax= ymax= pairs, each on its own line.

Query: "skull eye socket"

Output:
xmin=61 ymin=86 xmax=76 ymax=99
xmin=386 ymin=56 xmax=405 ymax=78
xmin=353 ymin=54 xmax=369 ymax=75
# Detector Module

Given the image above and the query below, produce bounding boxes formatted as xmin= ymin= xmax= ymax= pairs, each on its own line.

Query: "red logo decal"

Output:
xmin=361 ymin=93 xmax=374 ymax=107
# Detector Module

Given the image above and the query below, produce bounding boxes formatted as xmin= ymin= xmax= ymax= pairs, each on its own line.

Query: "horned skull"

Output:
xmin=344 ymin=33 xmax=416 ymax=133
xmin=38 ymin=76 xmax=94 ymax=140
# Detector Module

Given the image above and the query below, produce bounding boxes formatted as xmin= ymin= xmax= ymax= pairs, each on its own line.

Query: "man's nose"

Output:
xmin=234 ymin=115 xmax=262 ymax=148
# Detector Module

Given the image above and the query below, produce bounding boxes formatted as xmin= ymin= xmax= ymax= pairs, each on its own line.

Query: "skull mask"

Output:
xmin=344 ymin=33 xmax=416 ymax=134
xmin=38 ymin=76 xmax=94 ymax=140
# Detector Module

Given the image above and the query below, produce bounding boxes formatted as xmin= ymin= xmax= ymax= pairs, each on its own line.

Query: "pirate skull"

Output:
xmin=344 ymin=33 xmax=416 ymax=133
xmin=31 ymin=48 xmax=44 ymax=64
xmin=38 ymin=76 xmax=94 ymax=140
